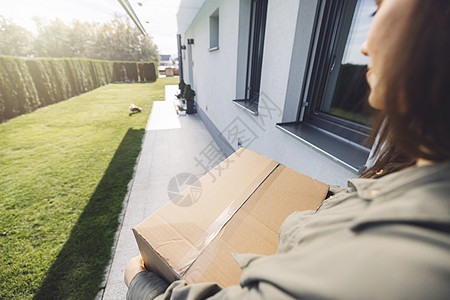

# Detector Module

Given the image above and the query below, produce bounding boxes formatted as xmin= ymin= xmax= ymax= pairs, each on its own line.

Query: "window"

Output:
xmin=209 ymin=9 xmax=219 ymax=51
xmin=277 ymin=0 xmax=377 ymax=172
xmin=233 ymin=0 xmax=268 ymax=115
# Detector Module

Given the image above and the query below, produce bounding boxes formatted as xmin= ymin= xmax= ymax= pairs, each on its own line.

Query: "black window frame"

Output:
xmin=277 ymin=0 xmax=372 ymax=173
xmin=233 ymin=0 xmax=269 ymax=115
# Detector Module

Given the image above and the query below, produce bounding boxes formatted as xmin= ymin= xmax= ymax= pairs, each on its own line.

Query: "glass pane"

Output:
xmin=321 ymin=0 xmax=377 ymax=126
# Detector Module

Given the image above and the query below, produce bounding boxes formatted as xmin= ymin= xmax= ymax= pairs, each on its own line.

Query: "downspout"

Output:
xmin=177 ymin=34 xmax=184 ymax=81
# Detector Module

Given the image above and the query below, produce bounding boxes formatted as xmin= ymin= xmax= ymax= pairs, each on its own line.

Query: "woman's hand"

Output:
xmin=124 ymin=255 xmax=147 ymax=287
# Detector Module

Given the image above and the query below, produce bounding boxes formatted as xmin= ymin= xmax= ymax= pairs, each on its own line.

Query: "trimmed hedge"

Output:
xmin=26 ymin=59 xmax=57 ymax=106
xmin=0 ymin=56 xmax=157 ymax=122
xmin=112 ymin=61 xmax=156 ymax=83
xmin=0 ymin=56 xmax=40 ymax=120
xmin=125 ymin=63 xmax=139 ymax=82
xmin=138 ymin=62 xmax=157 ymax=83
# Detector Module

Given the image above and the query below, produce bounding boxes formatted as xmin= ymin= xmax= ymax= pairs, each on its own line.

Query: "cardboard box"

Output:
xmin=132 ymin=148 xmax=329 ymax=287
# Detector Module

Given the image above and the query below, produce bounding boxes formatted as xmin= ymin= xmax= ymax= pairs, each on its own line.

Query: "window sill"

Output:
xmin=208 ymin=46 xmax=219 ymax=52
xmin=233 ymin=99 xmax=258 ymax=115
xmin=276 ymin=122 xmax=370 ymax=173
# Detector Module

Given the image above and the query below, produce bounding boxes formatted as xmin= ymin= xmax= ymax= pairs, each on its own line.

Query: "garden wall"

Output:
xmin=0 ymin=56 xmax=157 ymax=122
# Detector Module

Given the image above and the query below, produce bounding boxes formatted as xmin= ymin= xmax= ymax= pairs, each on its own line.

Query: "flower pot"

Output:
xmin=178 ymin=110 xmax=186 ymax=116
xmin=186 ymin=99 xmax=196 ymax=114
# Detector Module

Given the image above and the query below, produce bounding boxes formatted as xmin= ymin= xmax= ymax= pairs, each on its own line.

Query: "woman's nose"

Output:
xmin=361 ymin=41 xmax=369 ymax=56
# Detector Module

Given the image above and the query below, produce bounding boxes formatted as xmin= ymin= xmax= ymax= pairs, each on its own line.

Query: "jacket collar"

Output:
xmin=348 ymin=161 xmax=450 ymax=232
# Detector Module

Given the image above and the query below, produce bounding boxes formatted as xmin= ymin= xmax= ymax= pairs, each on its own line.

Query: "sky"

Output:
xmin=0 ymin=0 xmax=180 ymax=55
xmin=0 ymin=0 xmax=375 ymax=60
xmin=132 ymin=0 xmax=182 ymax=55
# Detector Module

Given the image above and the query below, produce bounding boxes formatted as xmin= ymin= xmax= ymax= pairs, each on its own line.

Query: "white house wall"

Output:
xmin=182 ymin=0 xmax=357 ymax=187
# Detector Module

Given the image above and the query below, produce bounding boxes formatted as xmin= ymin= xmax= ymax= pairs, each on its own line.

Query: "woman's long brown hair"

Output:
xmin=362 ymin=0 xmax=450 ymax=178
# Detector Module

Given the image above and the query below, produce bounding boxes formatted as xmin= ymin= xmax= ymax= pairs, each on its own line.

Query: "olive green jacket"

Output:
xmin=127 ymin=161 xmax=450 ymax=299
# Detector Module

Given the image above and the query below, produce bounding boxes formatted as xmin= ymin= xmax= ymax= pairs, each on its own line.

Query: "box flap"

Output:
xmin=134 ymin=148 xmax=279 ymax=282
xmin=183 ymin=164 xmax=329 ymax=287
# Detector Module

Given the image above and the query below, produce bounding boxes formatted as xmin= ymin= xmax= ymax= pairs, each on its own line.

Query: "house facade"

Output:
xmin=177 ymin=0 xmax=376 ymax=187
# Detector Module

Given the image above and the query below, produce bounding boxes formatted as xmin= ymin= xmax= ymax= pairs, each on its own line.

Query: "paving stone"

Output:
xmin=101 ymin=85 xmax=224 ymax=299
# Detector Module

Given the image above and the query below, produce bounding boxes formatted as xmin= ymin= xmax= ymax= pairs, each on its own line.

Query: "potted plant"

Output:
xmin=176 ymin=79 xmax=186 ymax=102
xmin=183 ymin=84 xmax=196 ymax=114
xmin=177 ymin=104 xmax=186 ymax=116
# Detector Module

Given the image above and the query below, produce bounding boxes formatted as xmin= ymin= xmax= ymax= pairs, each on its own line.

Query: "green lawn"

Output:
xmin=0 ymin=77 xmax=178 ymax=299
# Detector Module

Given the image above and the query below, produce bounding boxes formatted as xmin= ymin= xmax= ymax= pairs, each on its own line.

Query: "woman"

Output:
xmin=125 ymin=0 xmax=450 ymax=298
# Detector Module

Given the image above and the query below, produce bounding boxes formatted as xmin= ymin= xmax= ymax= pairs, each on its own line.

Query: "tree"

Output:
xmin=94 ymin=15 xmax=159 ymax=62
xmin=0 ymin=16 xmax=33 ymax=57
xmin=0 ymin=15 xmax=159 ymax=62
xmin=33 ymin=17 xmax=75 ymax=58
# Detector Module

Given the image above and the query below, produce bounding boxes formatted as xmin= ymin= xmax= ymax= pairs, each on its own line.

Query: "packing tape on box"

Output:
xmin=175 ymin=164 xmax=280 ymax=277
xmin=182 ymin=230 xmax=226 ymax=284
xmin=181 ymin=228 xmax=226 ymax=284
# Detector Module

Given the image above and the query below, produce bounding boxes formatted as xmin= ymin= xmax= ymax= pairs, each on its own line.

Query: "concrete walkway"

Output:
xmin=100 ymin=85 xmax=225 ymax=299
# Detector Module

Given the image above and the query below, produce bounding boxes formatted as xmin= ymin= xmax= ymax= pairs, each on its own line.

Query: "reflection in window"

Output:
xmin=320 ymin=0 xmax=377 ymax=126
xmin=245 ymin=0 xmax=268 ymax=102
xmin=209 ymin=9 xmax=219 ymax=50
xmin=233 ymin=0 xmax=268 ymax=115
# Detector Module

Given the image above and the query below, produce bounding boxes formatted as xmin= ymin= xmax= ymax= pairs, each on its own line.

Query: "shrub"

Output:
xmin=26 ymin=59 xmax=55 ymax=106
xmin=94 ymin=62 xmax=108 ymax=86
xmin=81 ymin=59 xmax=95 ymax=92
xmin=113 ymin=61 xmax=156 ymax=83
xmin=0 ymin=56 xmax=145 ymax=122
xmin=0 ymin=74 xmax=5 ymax=119
xmin=75 ymin=59 xmax=89 ymax=93
xmin=183 ymin=84 xmax=195 ymax=101
xmin=125 ymin=63 xmax=138 ymax=82
xmin=64 ymin=59 xmax=81 ymax=96
xmin=179 ymin=79 xmax=186 ymax=95
xmin=112 ymin=62 xmax=126 ymax=82
xmin=103 ymin=62 xmax=113 ymax=83
xmin=16 ymin=59 xmax=41 ymax=111
xmin=41 ymin=59 xmax=61 ymax=104
xmin=46 ymin=59 xmax=71 ymax=101
xmin=140 ymin=62 xmax=157 ymax=82
xmin=0 ymin=56 xmax=40 ymax=121
xmin=137 ymin=63 xmax=145 ymax=82
xmin=0 ymin=60 xmax=18 ymax=120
